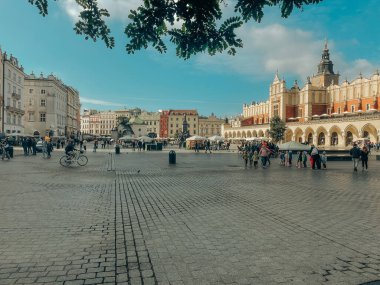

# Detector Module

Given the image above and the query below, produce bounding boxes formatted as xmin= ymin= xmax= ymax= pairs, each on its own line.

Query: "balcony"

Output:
xmin=11 ymin=92 xmax=21 ymax=100
xmin=6 ymin=105 xmax=25 ymax=115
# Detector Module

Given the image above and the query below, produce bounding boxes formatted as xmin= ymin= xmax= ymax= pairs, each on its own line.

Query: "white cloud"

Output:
xmin=81 ymin=97 xmax=125 ymax=107
xmin=337 ymin=58 xmax=377 ymax=81
xmin=196 ymin=24 xmax=323 ymax=81
xmin=196 ymin=23 xmax=380 ymax=85
xmin=58 ymin=0 xmax=141 ymax=23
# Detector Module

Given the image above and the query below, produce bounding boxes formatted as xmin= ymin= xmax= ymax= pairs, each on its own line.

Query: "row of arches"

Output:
xmin=223 ymin=123 xmax=379 ymax=147
xmin=224 ymin=129 xmax=269 ymax=139
xmin=285 ymin=123 xmax=378 ymax=146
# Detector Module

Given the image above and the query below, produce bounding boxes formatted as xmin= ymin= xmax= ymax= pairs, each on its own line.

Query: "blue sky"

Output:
xmin=0 ymin=0 xmax=379 ymax=118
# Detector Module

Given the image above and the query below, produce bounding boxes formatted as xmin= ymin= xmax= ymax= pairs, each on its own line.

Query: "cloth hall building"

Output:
xmin=222 ymin=44 xmax=380 ymax=148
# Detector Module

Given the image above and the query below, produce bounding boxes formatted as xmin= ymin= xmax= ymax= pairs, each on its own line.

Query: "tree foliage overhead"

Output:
xmin=28 ymin=0 xmax=322 ymax=59
xmin=269 ymin=115 xmax=286 ymax=143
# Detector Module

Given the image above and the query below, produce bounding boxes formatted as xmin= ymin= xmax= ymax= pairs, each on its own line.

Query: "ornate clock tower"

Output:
xmin=311 ymin=41 xmax=339 ymax=87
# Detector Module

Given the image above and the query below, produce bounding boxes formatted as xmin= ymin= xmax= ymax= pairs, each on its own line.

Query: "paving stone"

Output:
xmin=1 ymin=151 xmax=380 ymax=284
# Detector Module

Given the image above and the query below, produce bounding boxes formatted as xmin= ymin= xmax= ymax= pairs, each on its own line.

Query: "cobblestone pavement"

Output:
xmin=0 ymin=149 xmax=380 ymax=285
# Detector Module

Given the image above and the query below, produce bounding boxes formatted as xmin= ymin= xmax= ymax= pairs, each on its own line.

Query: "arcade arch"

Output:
xmin=294 ymin=128 xmax=303 ymax=143
xmin=361 ymin=123 xmax=377 ymax=142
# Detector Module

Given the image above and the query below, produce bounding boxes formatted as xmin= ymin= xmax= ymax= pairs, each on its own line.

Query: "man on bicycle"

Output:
xmin=65 ymin=140 xmax=75 ymax=159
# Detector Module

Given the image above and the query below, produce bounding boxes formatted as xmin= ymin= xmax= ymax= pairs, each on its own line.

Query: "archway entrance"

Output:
xmin=346 ymin=131 xmax=353 ymax=146
xmin=318 ymin=133 xmax=325 ymax=145
xmin=331 ymin=132 xmax=338 ymax=146
xmin=307 ymin=133 xmax=313 ymax=144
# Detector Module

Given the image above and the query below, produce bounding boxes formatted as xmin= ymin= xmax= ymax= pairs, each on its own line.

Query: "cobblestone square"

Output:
xmin=1 ymin=149 xmax=380 ymax=285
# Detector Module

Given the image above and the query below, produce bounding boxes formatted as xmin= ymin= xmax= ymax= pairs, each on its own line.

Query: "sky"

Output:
xmin=0 ymin=0 xmax=379 ymax=118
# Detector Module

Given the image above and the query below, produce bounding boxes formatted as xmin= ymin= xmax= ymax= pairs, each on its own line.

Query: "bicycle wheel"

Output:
xmin=60 ymin=156 xmax=71 ymax=167
xmin=77 ymin=155 xmax=88 ymax=166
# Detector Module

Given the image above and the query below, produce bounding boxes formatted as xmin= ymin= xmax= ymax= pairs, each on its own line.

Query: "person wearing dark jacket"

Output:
xmin=360 ymin=146 xmax=369 ymax=171
xmin=349 ymin=143 xmax=361 ymax=172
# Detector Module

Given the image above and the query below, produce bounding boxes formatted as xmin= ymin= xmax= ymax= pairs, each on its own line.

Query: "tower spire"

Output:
xmin=324 ymin=38 xmax=328 ymax=50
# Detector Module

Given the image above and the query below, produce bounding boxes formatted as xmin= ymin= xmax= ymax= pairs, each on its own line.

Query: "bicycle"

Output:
xmin=60 ymin=149 xmax=88 ymax=167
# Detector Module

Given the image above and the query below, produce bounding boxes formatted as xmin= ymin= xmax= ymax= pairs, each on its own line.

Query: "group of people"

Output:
xmin=240 ymin=141 xmax=373 ymax=172
xmin=241 ymin=141 xmax=277 ymax=168
xmin=278 ymin=147 xmax=327 ymax=170
xmin=350 ymin=143 xmax=370 ymax=171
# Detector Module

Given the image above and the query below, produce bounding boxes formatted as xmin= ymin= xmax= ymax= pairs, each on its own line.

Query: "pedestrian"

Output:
xmin=259 ymin=143 xmax=269 ymax=168
xmin=349 ymin=143 xmax=361 ymax=172
xmin=194 ymin=142 xmax=199 ymax=152
xmin=242 ymin=150 xmax=248 ymax=167
xmin=248 ymin=150 xmax=254 ymax=167
xmin=361 ymin=146 xmax=369 ymax=171
xmin=205 ymin=140 xmax=212 ymax=154
xmin=296 ymin=151 xmax=302 ymax=168
xmin=42 ymin=137 xmax=48 ymax=158
xmin=310 ymin=145 xmax=321 ymax=170
xmin=320 ymin=151 xmax=327 ymax=169
xmin=288 ymin=150 xmax=293 ymax=166
xmin=93 ymin=139 xmax=98 ymax=152
xmin=253 ymin=150 xmax=259 ymax=168
xmin=279 ymin=151 xmax=285 ymax=166
xmin=32 ymin=138 xmax=37 ymax=155
xmin=83 ymin=139 xmax=87 ymax=152
xmin=22 ymin=138 xmax=28 ymax=156
xmin=302 ymin=151 xmax=308 ymax=168
xmin=284 ymin=151 xmax=289 ymax=167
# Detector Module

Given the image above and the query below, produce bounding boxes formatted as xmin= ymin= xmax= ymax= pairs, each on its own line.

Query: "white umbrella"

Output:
xmin=138 ymin=136 xmax=154 ymax=142
xmin=186 ymin=135 xmax=206 ymax=141
xmin=119 ymin=135 xmax=135 ymax=141
xmin=208 ymin=135 xmax=224 ymax=141
xmin=278 ymin=141 xmax=311 ymax=151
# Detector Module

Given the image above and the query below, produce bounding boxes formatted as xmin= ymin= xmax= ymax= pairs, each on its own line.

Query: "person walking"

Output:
xmin=22 ymin=138 xmax=28 ymax=156
xmin=253 ymin=150 xmax=259 ymax=168
xmin=349 ymin=143 xmax=361 ymax=172
xmin=242 ymin=150 xmax=248 ymax=167
xmin=259 ymin=143 xmax=270 ymax=168
xmin=320 ymin=151 xmax=327 ymax=169
xmin=205 ymin=140 xmax=212 ymax=154
xmin=248 ymin=150 xmax=254 ymax=167
xmin=93 ymin=139 xmax=98 ymax=152
xmin=302 ymin=151 xmax=308 ymax=168
xmin=360 ymin=146 xmax=369 ymax=171
xmin=310 ymin=145 xmax=321 ymax=170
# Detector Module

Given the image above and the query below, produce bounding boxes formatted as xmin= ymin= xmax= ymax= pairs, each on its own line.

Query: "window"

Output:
xmin=13 ymin=115 xmax=16 ymax=124
xmin=351 ymin=105 xmax=355 ymax=113
xmin=193 ymin=130 xmax=196 ymax=134
xmin=29 ymin=98 xmax=33 ymax=106
xmin=18 ymin=102 xmax=21 ymax=109
xmin=41 ymin=99 xmax=46 ymax=106
xmin=176 ymin=118 xmax=178 ymax=121
xmin=18 ymin=76 xmax=21 ymax=84
xmin=176 ymin=124 xmax=178 ymax=128
xmin=29 ymin=89 xmax=33 ymax=94
xmin=7 ymin=98 xmax=10 ymax=106
xmin=170 ymin=124 xmax=173 ymax=127
xmin=41 ymin=89 xmax=46 ymax=94
xmin=18 ymin=116 xmax=21 ymax=125
xmin=13 ymin=100 xmax=16 ymax=107
xmin=194 ymin=124 xmax=196 ymax=128
xmin=40 ymin=113 xmax=46 ymax=122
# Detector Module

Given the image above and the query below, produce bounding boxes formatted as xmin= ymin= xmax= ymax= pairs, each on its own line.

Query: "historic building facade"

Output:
xmin=24 ymin=73 xmax=80 ymax=138
xmin=222 ymin=44 xmax=380 ymax=148
xmin=0 ymin=49 xmax=26 ymax=135
xmin=159 ymin=110 xmax=199 ymax=138
xmin=198 ymin=113 xmax=225 ymax=137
